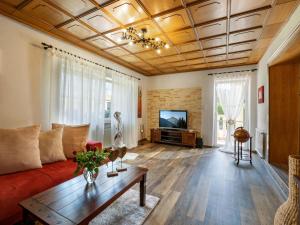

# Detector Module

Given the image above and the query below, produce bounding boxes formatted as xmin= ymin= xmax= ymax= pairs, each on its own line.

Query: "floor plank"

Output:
xmin=126 ymin=143 xmax=284 ymax=225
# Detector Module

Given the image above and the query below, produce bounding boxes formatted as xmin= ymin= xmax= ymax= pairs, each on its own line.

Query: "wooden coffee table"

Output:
xmin=19 ymin=165 xmax=148 ymax=225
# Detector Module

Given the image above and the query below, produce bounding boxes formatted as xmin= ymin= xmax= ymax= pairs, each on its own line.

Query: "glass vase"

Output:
xmin=83 ymin=168 xmax=98 ymax=184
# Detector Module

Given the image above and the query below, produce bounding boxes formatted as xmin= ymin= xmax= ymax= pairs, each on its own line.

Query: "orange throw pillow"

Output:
xmin=39 ymin=127 xmax=66 ymax=164
xmin=0 ymin=125 xmax=42 ymax=175
xmin=52 ymin=123 xmax=89 ymax=158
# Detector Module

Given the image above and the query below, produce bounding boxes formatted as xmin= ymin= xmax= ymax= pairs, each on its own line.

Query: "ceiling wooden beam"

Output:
xmin=153 ymin=63 xmax=257 ymax=76
xmin=16 ymin=0 xmax=32 ymax=10
xmin=198 ymin=33 xmax=227 ymax=41
xmin=151 ymin=5 xmax=184 ymax=18
xmin=231 ymin=5 xmax=272 ymax=17
xmin=225 ymin=0 xmax=231 ymax=61
xmin=229 ymin=25 xmax=263 ymax=34
xmin=181 ymin=0 xmax=205 ymax=64
xmin=186 ymin=0 xmax=212 ymax=8
xmin=194 ymin=17 xmax=227 ymax=28
xmin=228 ymin=39 xmax=257 ymax=46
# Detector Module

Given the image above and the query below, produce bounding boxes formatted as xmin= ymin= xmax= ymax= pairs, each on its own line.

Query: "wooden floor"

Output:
xmin=126 ymin=143 xmax=285 ymax=225
xmin=271 ymin=164 xmax=288 ymax=186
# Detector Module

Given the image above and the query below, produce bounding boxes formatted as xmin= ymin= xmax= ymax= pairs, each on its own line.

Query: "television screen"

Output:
xmin=159 ymin=110 xmax=187 ymax=129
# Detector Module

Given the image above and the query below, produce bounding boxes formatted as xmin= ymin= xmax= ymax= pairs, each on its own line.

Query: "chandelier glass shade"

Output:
xmin=121 ymin=27 xmax=169 ymax=53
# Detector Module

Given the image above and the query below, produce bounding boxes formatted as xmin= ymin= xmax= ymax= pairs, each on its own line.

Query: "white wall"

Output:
xmin=148 ymin=65 xmax=257 ymax=146
xmin=0 ymin=15 xmax=148 ymax=140
xmin=256 ymin=4 xmax=300 ymax=158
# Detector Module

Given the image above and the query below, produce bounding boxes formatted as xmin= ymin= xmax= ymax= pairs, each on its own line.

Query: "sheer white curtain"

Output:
xmin=214 ymin=73 xmax=250 ymax=153
xmin=110 ymin=71 xmax=138 ymax=149
xmin=41 ymin=50 xmax=106 ymax=141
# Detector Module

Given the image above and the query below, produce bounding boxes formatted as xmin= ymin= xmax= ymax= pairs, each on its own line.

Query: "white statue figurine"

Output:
xmin=113 ymin=111 xmax=125 ymax=149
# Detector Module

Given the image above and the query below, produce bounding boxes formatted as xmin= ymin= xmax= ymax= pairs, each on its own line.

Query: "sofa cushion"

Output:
xmin=0 ymin=160 xmax=77 ymax=225
xmin=39 ymin=127 xmax=66 ymax=164
xmin=0 ymin=125 xmax=42 ymax=175
xmin=52 ymin=123 xmax=90 ymax=158
xmin=86 ymin=140 xmax=103 ymax=151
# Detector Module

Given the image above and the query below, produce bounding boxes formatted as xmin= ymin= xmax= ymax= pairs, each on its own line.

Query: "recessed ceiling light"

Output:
xmin=128 ymin=17 xmax=135 ymax=23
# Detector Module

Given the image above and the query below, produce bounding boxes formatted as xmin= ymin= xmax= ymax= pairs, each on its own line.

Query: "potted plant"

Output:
xmin=74 ymin=148 xmax=108 ymax=184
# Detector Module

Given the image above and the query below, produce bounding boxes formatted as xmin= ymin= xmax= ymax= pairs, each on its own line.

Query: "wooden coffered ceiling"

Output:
xmin=0 ymin=0 xmax=299 ymax=76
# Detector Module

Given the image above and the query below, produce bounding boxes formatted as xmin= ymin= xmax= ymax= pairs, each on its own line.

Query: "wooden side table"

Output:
xmin=234 ymin=137 xmax=252 ymax=165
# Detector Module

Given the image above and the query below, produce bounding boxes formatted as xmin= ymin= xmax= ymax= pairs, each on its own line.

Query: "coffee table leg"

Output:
xmin=140 ymin=174 xmax=146 ymax=207
xmin=23 ymin=209 xmax=33 ymax=225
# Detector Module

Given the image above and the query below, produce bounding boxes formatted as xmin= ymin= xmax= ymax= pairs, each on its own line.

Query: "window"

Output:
xmin=105 ymin=81 xmax=112 ymax=119
xmin=104 ymin=75 xmax=112 ymax=147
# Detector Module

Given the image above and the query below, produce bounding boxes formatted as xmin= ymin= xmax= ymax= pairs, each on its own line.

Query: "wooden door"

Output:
xmin=269 ymin=61 xmax=300 ymax=168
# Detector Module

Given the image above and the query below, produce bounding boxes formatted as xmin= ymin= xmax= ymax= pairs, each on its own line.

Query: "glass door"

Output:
xmin=216 ymin=101 xmax=245 ymax=146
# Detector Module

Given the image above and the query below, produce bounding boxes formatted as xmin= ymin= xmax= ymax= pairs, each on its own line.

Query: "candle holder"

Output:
xmin=107 ymin=149 xmax=119 ymax=177
xmin=117 ymin=147 xmax=127 ymax=172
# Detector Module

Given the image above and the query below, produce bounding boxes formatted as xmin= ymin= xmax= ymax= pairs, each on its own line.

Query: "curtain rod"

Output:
xmin=41 ymin=42 xmax=141 ymax=81
xmin=208 ymin=68 xmax=257 ymax=76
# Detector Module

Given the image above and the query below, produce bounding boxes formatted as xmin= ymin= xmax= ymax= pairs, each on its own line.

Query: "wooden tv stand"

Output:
xmin=150 ymin=128 xmax=197 ymax=148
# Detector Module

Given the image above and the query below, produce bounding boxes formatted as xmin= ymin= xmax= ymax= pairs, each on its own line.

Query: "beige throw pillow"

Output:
xmin=39 ymin=127 xmax=66 ymax=164
xmin=52 ymin=123 xmax=89 ymax=158
xmin=0 ymin=125 xmax=42 ymax=175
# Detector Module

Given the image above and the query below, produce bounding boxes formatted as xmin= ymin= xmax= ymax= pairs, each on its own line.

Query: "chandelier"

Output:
xmin=121 ymin=27 xmax=169 ymax=54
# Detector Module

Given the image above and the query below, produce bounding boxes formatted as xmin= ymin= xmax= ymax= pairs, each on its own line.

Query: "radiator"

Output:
xmin=255 ymin=128 xmax=267 ymax=158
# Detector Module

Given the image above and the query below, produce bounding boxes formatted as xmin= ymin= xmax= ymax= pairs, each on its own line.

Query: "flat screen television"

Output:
xmin=159 ymin=110 xmax=188 ymax=129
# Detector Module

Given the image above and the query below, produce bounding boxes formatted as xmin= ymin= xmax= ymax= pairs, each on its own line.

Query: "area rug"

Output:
xmin=89 ymin=189 xmax=160 ymax=225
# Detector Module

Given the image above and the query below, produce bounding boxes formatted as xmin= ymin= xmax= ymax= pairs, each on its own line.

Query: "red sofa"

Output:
xmin=0 ymin=141 xmax=102 ymax=225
